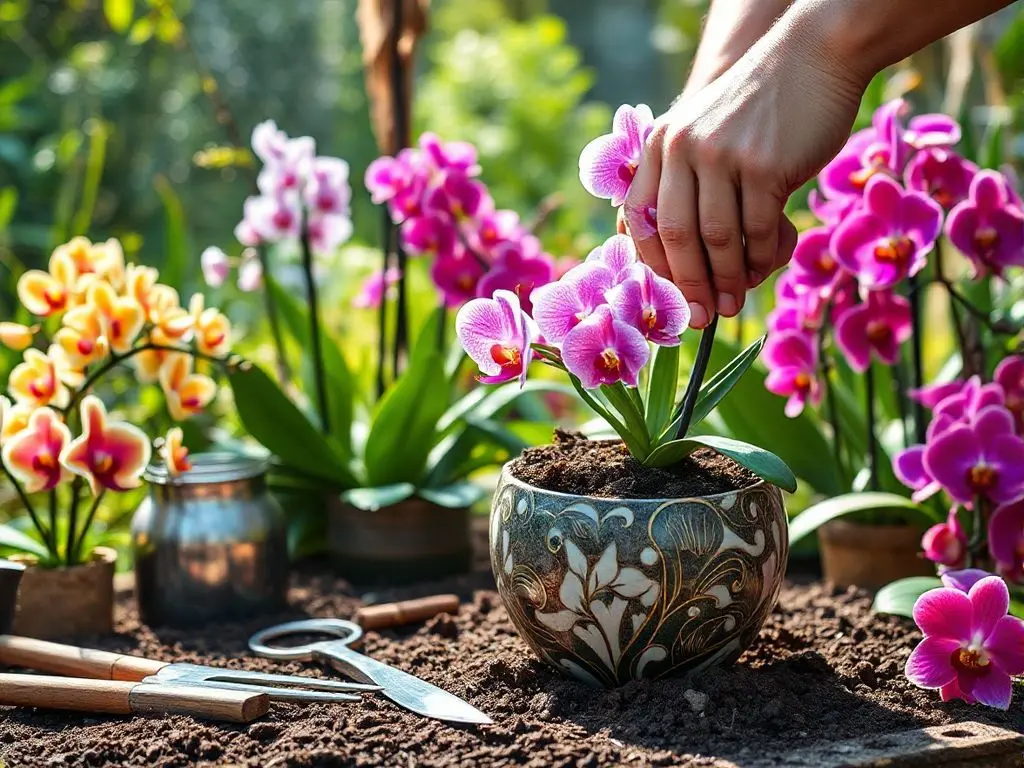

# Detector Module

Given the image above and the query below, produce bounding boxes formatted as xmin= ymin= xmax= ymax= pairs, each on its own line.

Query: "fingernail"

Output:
xmin=749 ymin=271 xmax=765 ymax=287
xmin=688 ymin=302 xmax=709 ymax=329
xmin=717 ymin=293 xmax=738 ymax=317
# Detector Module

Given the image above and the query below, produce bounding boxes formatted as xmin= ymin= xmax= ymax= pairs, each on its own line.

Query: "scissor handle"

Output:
xmin=248 ymin=618 xmax=364 ymax=661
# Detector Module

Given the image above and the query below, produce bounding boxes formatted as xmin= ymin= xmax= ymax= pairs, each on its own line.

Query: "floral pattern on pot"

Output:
xmin=490 ymin=464 xmax=788 ymax=686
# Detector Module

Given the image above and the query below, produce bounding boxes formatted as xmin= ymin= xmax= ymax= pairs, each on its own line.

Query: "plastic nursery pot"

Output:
xmin=327 ymin=497 xmax=472 ymax=584
xmin=490 ymin=460 xmax=789 ymax=686
xmin=9 ymin=547 xmax=117 ymax=639
xmin=817 ymin=520 xmax=933 ymax=591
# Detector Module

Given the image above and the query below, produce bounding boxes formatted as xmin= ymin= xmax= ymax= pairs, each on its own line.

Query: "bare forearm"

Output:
xmin=684 ymin=0 xmax=793 ymax=96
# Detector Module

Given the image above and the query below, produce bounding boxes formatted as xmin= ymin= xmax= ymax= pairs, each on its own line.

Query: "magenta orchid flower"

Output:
xmin=923 ymin=405 xmax=1024 ymax=507
xmin=834 ymin=290 xmax=913 ymax=372
xmin=560 ymin=305 xmax=649 ymax=389
xmin=940 ymin=569 xmax=992 ymax=594
xmin=818 ymin=99 xmax=906 ymax=201
xmin=352 ymin=266 xmax=400 ymax=309
xmin=419 ymin=132 xmax=480 ymax=175
xmin=904 ymin=148 xmax=977 ymax=210
xmin=474 ymin=210 xmax=525 ymax=256
xmin=1 ymin=407 xmax=71 ymax=493
xmin=988 ymin=500 xmax=1024 ymax=584
xmin=832 ymin=174 xmax=943 ymax=290
xmin=304 ymin=157 xmax=351 ymax=216
xmin=584 ymin=233 xmax=637 ymax=283
xmin=946 ymin=170 xmax=1024 ymax=278
xmin=920 ymin=508 xmax=967 ymax=569
xmin=530 ymin=261 xmax=614 ymax=344
xmin=911 ymin=379 xmax=966 ymax=410
xmin=894 ymin=444 xmax=940 ymax=502
xmin=904 ymin=113 xmax=962 ymax=150
xmin=425 ymin=172 xmax=492 ymax=223
xmin=432 ymin=251 xmax=486 ymax=308
xmin=60 ymin=395 xmax=152 ymax=496
xmin=994 ymin=355 xmax=1024 ymax=433
xmin=906 ymin=575 xmax=1024 ymax=709
xmin=764 ymin=331 xmax=821 ymax=417
xmin=578 ymin=104 xmax=654 ymax=206
xmin=789 ymin=227 xmax=841 ymax=292
xmin=933 ymin=376 xmax=1006 ymax=426
xmin=243 ymin=193 xmax=302 ymax=243
xmin=401 ymin=214 xmax=458 ymax=258
xmin=455 ymin=289 xmax=536 ymax=387
xmin=606 ymin=263 xmax=689 ymax=345
xmin=476 ymin=248 xmax=555 ymax=316
xmin=307 ymin=211 xmax=353 ymax=255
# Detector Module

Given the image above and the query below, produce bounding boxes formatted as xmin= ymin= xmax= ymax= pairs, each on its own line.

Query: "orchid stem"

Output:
xmin=376 ymin=210 xmax=392 ymax=399
xmin=72 ymin=488 xmax=104 ymax=565
xmin=675 ymin=315 xmax=719 ymax=440
xmin=906 ymin=273 xmax=926 ymax=444
xmin=299 ymin=227 xmax=331 ymax=434
xmin=0 ymin=461 xmax=54 ymax=560
xmin=257 ymin=246 xmax=293 ymax=385
xmin=864 ymin=361 xmax=879 ymax=491
xmin=65 ymin=482 xmax=82 ymax=566
xmin=933 ymin=239 xmax=975 ymax=377
xmin=816 ymin=316 xmax=846 ymax=485
xmin=389 ymin=0 xmax=411 ymax=379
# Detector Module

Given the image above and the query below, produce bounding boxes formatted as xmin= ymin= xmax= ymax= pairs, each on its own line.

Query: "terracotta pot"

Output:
xmin=327 ymin=498 xmax=471 ymax=584
xmin=490 ymin=462 xmax=789 ymax=686
xmin=11 ymin=547 xmax=117 ymax=639
xmin=818 ymin=520 xmax=933 ymax=590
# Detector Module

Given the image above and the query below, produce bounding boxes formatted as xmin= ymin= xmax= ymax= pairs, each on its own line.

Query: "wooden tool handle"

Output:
xmin=0 ymin=674 xmax=134 ymax=714
xmin=354 ymin=594 xmax=460 ymax=631
xmin=0 ymin=675 xmax=268 ymax=723
xmin=0 ymin=635 xmax=166 ymax=681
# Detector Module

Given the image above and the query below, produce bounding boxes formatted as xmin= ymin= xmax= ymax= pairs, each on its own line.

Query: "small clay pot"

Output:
xmin=327 ymin=497 xmax=471 ymax=584
xmin=490 ymin=462 xmax=789 ymax=686
xmin=818 ymin=520 xmax=933 ymax=590
xmin=11 ymin=547 xmax=117 ymax=639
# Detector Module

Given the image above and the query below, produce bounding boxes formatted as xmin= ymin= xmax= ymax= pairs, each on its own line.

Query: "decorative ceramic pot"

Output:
xmin=489 ymin=464 xmax=788 ymax=686
xmin=328 ymin=497 xmax=472 ymax=584
xmin=818 ymin=520 xmax=933 ymax=590
xmin=10 ymin=547 xmax=116 ymax=639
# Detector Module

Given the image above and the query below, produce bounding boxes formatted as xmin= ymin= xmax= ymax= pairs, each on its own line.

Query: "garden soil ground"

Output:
xmin=2 ymin=526 xmax=1023 ymax=767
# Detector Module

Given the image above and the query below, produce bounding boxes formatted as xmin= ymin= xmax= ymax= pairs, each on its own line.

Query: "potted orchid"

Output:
xmin=224 ymin=122 xmax=571 ymax=582
xmin=464 ymin=105 xmax=796 ymax=686
xmin=0 ymin=236 xmax=230 ymax=638
xmin=773 ymin=98 xmax=1024 ymax=588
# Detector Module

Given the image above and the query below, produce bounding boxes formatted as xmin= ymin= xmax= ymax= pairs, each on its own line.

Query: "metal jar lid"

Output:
xmin=143 ymin=452 xmax=269 ymax=486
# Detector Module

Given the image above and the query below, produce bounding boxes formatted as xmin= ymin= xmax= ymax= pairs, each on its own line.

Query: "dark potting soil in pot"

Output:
xmin=510 ymin=429 xmax=758 ymax=498
xmin=2 ymin=526 xmax=1022 ymax=767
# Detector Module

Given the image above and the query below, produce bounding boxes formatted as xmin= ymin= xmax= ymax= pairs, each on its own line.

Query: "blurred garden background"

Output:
xmin=1 ymin=0 xmax=1023 ymax=560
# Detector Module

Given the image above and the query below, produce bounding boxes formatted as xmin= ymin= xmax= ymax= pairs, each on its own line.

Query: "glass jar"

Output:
xmin=132 ymin=453 xmax=288 ymax=627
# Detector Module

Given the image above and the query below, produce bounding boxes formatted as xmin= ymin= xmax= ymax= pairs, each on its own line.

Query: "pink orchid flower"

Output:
xmin=431 ymin=250 xmax=486 ymax=308
xmin=455 ymin=289 xmax=537 ymax=387
xmin=764 ymin=331 xmax=821 ymax=417
xmin=832 ymin=174 xmax=943 ymax=290
xmin=200 ymin=246 xmax=230 ymax=288
xmin=530 ymin=262 xmax=613 ymax=344
xmin=476 ymin=248 xmax=555 ymax=316
xmin=789 ymin=227 xmax=842 ymax=292
xmin=994 ymin=355 xmax=1024 ymax=433
xmin=352 ymin=267 xmax=400 ymax=310
xmin=419 ymin=132 xmax=480 ymax=175
xmin=933 ymin=376 xmax=1005 ymax=426
xmin=808 ymin=189 xmax=861 ymax=228
xmin=923 ymin=405 xmax=1024 ymax=507
xmin=606 ymin=263 xmax=689 ymax=346
xmin=920 ymin=508 xmax=967 ymax=569
xmin=401 ymin=214 xmax=458 ymax=258
xmin=904 ymin=148 xmax=977 ymax=210
xmin=583 ymin=233 xmax=637 ymax=283
xmin=904 ymin=113 xmax=962 ymax=150
xmin=307 ymin=211 xmax=353 ymax=255
xmin=237 ymin=250 xmax=263 ymax=292
xmin=561 ymin=305 xmax=650 ymax=389
xmin=946 ymin=171 xmax=1024 ymax=278
xmin=425 ymin=172 xmax=492 ymax=223
xmin=940 ymin=569 xmax=992 ymax=594
xmin=2 ymin=407 xmax=71 ymax=493
xmin=906 ymin=575 xmax=1024 ymax=709
xmin=834 ymin=290 xmax=913 ymax=372
xmin=578 ymin=104 xmax=654 ymax=206
xmin=988 ymin=500 xmax=1024 ymax=584
xmin=304 ymin=157 xmax=351 ymax=216
xmin=60 ymin=395 xmax=152 ymax=495
xmin=910 ymin=379 xmax=966 ymax=410
xmin=242 ymin=193 xmax=302 ymax=243
xmin=255 ymin=136 xmax=315 ymax=197
xmin=474 ymin=210 xmax=524 ymax=256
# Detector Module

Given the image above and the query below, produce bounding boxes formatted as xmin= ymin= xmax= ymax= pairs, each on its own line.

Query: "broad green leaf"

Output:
xmin=0 ymin=187 xmax=17 ymax=230
xmin=341 ymin=483 xmax=416 ymax=511
xmin=228 ymin=361 xmax=353 ymax=487
xmin=601 ymin=383 xmax=650 ymax=455
xmin=363 ymin=350 xmax=449 ymax=486
xmin=706 ymin=339 xmax=843 ymax=496
xmin=425 ymin=417 xmax=529 ymax=487
xmin=873 ymin=577 xmax=942 ymax=618
xmin=676 ymin=335 xmax=765 ymax=437
xmin=266 ymin=276 xmax=354 ymax=455
xmin=645 ymin=343 xmax=679 ymax=436
xmin=643 ymin=438 xmax=699 ymax=468
xmin=438 ymin=379 xmax=575 ymax=434
xmin=419 ymin=481 xmax=485 ymax=509
xmin=0 ymin=522 xmax=48 ymax=558
xmin=103 ymin=0 xmax=134 ymax=33
xmin=685 ymin=435 xmax=797 ymax=493
xmin=788 ymin=492 xmax=940 ymax=546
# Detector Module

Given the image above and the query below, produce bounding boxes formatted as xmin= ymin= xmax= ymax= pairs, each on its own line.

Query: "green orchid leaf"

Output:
xmin=645 ymin=343 xmax=679 ymax=437
xmin=419 ymin=481 xmax=486 ymax=509
xmin=228 ymin=361 xmax=354 ymax=487
xmin=788 ymin=491 xmax=941 ymax=546
xmin=601 ymin=383 xmax=651 ymax=454
xmin=341 ymin=483 xmax=416 ymax=512
xmin=425 ymin=417 xmax=531 ymax=487
xmin=687 ymin=435 xmax=797 ymax=493
xmin=873 ymin=576 xmax=942 ymax=618
xmin=677 ymin=335 xmax=765 ymax=436
xmin=0 ymin=522 xmax=49 ymax=559
xmin=643 ymin=438 xmax=700 ymax=469
xmin=438 ymin=379 xmax=575 ymax=434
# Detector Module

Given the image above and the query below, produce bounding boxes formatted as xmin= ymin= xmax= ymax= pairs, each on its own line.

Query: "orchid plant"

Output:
xmin=454 ymin=104 xmax=797 ymax=493
xmin=0 ymin=236 xmax=231 ymax=567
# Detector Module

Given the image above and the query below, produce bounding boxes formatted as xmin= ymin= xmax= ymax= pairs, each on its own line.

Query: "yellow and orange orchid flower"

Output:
xmin=48 ymin=343 xmax=86 ymax=388
xmin=160 ymin=427 xmax=191 ymax=475
xmin=89 ymin=238 xmax=126 ymax=290
xmin=59 ymin=395 xmax=152 ymax=495
xmin=2 ymin=407 xmax=71 ymax=493
xmin=17 ymin=249 xmax=78 ymax=318
xmin=133 ymin=328 xmax=179 ymax=383
xmin=0 ymin=322 xmax=37 ymax=351
xmin=189 ymin=294 xmax=231 ymax=358
xmin=159 ymin=353 xmax=217 ymax=421
xmin=1 ymin=400 xmax=34 ymax=445
xmin=88 ymin=281 xmax=145 ymax=354
xmin=8 ymin=349 xmax=69 ymax=408
xmin=54 ymin=306 xmax=109 ymax=369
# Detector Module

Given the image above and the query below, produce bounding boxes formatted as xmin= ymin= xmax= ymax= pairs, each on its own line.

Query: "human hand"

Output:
xmin=624 ymin=14 xmax=866 ymax=328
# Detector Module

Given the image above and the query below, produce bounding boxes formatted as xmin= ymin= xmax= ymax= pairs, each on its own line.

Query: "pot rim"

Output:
xmin=499 ymin=459 xmax=769 ymax=504
xmin=10 ymin=545 xmax=117 ymax=571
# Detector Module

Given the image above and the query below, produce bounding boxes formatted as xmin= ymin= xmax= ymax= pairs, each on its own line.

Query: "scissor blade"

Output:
xmin=143 ymin=675 xmax=362 ymax=703
xmin=153 ymin=663 xmax=381 ymax=701
xmin=326 ymin=651 xmax=492 ymax=725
